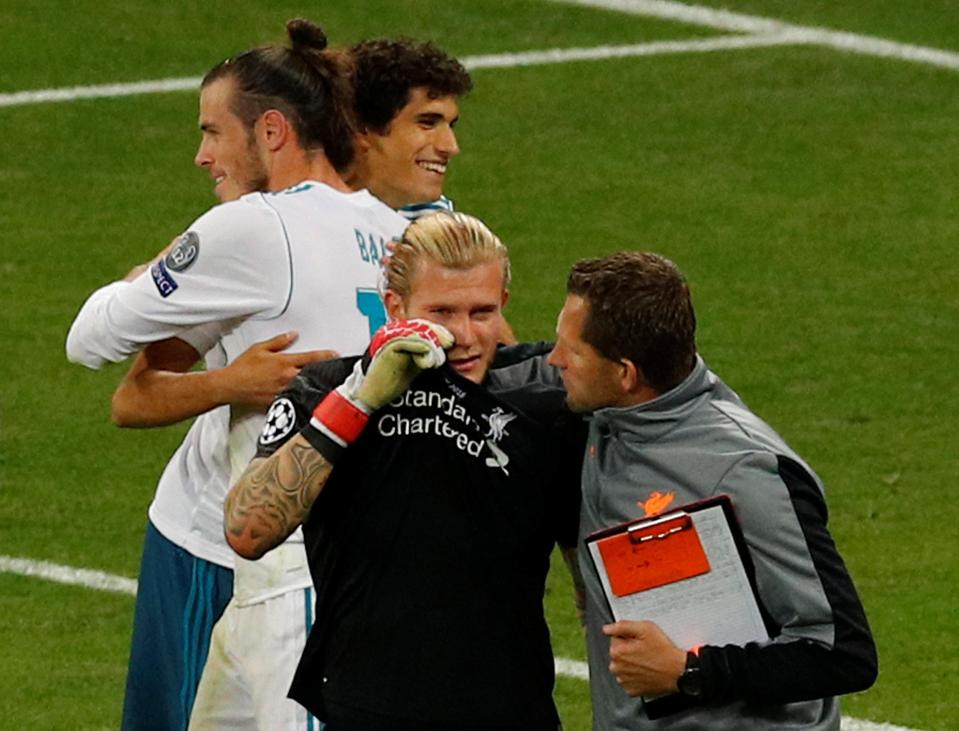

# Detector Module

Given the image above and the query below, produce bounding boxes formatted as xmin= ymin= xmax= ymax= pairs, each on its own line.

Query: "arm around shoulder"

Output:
xmin=111 ymin=338 xmax=206 ymax=427
xmin=111 ymin=332 xmax=334 ymax=428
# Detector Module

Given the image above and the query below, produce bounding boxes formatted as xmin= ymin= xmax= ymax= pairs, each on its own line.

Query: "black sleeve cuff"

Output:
xmin=300 ymin=421 xmax=346 ymax=465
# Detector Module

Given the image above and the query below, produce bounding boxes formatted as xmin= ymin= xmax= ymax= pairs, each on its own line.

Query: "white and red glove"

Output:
xmin=310 ymin=319 xmax=453 ymax=448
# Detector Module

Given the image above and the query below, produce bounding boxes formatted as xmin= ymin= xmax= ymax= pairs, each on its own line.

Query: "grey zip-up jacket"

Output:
xmin=580 ymin=356 xmax=877 ymax=730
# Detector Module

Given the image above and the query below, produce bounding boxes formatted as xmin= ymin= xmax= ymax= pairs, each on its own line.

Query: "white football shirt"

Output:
xmin=67 ymin=182 xmax=408 ymax=600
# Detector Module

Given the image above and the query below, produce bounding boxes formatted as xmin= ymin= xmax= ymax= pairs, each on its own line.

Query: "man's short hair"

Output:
xmin=567 ymin=251 xmax=697 ymax=394
xmin=350 ymin=38 xmax=472 ymax=133
xmin=386 ymin=211 xmax=510 ymax=298
xmin=202 ymin=19 xmax=357 ymax=170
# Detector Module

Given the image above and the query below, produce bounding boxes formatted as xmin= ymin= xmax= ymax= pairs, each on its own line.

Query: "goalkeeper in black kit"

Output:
xmin=225 ymin=212 xmax=585 ymax=731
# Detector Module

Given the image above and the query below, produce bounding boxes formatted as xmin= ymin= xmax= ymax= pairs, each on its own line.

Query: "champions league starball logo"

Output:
xmin=259 ymin=398 xmax=297 ymax=445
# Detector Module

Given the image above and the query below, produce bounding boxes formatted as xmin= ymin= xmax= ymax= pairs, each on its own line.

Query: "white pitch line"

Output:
xmin=7 ymin=5 xmax=959 ymax=111
xmin=556 ymin=0 xmax=959 ymax=70
xmin=462 ymin=31 xmax=801 ymax=69
xmin=555 ymin=656 xmax=590 ymax=680
xmin=0 ymin=554 xmax=918 ymax=731
xmin=842 ymin=721 xmax=919 ymax=731
xmin=0 ymin=76 xmax=201 ymax=108
xmin=0 ymin=555 xmax=137 ymax=596
xmin=558 ymin=0 xmax=787 ymax=33
xmin=0 ymin=34 xmax=800 ymax=109
xmin=3 ymin=1 xmax=959 ymax=111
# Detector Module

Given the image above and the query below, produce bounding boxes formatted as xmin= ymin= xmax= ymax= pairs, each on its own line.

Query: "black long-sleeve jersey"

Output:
xmin=254 ymin=346 xmax=585 ymax=728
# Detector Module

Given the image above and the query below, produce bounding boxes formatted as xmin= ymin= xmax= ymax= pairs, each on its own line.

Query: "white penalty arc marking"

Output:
xmin=0 ymin=554 xmax=919 ymax=731
xmin=556 ymin=0 xmax=959 ymax=70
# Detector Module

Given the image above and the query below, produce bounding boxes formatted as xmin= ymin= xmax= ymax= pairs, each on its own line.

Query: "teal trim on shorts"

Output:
xmin=121 ymin=521 xmax=232 ymax=731
xmin=304 ymin=586 xmax=320 ymax=731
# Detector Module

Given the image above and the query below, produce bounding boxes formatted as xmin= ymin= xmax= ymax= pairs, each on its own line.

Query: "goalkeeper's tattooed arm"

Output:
xmin=225 ymin=435 xmax=333 ymax=559
xmin=225 ymin=319 xmax=453 ymax=560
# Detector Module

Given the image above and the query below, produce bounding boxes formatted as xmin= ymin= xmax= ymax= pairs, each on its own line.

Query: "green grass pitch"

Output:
xmin=1 ymin=2 xmax=957 ymax=729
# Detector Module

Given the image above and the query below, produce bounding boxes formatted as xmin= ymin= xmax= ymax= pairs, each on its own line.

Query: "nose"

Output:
xmin=546 ymin=345 xmax=562 ymax=369
xmin=446 ymin=314 xmax=474 ymax=349
xmin=437 ymin=125 xmax=460 ymax=158
xmin=194 ymin=139 xmax=212 ymax=169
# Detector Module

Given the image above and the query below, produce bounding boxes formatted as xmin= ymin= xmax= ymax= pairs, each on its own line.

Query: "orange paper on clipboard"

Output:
xmin=586 ymin=495 xmax=771 ymax=720
xmin=595 ymin=513 xmax=710 ymax=596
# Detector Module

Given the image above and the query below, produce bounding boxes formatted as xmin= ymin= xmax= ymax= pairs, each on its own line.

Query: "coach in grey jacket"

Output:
xmin=547 ymin=251 xmax=877 ymax=730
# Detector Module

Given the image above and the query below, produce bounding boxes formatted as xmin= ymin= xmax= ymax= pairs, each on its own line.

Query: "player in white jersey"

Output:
xmin=186 ymin=37 xmax=474 ymax=731
xmin=66 ymin=23 xmax=474 ymax=731
xmin=66 ymin=21 xmax=403 ymax=731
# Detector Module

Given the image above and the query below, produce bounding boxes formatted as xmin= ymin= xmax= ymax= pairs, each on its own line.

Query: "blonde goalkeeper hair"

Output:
xmin=386 ymin=211 xmax=511 ymax=298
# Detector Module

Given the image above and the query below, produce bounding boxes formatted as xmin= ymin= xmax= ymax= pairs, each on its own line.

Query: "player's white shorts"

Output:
xmin=188 ymin=588 xmax=317 ymax=731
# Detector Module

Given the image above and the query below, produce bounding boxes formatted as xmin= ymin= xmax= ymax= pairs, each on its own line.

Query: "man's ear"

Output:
xmin=619 ymin=358 xmax=642 ymax=393
xmin=500 ymin=289 xmax=510 ymax=309
xmin=257 ymin=109 xmax=291 ymax=152
xmin=383 ymin=289 xmax=406 ymax=320
xmin=620 ymin=358 xmax=661 ymax=403
xmin=354 ymin=129 xmax=373 ymax=153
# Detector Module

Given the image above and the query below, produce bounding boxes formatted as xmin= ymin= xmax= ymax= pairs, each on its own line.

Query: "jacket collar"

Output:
xmin=589 ymin=355 xmax=714 ymax=442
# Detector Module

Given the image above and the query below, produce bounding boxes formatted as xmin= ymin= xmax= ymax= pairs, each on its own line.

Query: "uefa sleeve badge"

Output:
xmin=165 ymin=231 xmax=200 ymax=272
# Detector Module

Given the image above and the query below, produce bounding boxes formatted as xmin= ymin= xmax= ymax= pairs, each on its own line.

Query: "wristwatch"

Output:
xmin=676 ymin=650 xmax=703 ymax=699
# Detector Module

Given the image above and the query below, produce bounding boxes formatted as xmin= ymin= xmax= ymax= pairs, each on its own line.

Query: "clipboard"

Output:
xmin=585 ymin=495 xmax=772 ymax=718
xmin=594 ymin=512 xmax=711 ymax=597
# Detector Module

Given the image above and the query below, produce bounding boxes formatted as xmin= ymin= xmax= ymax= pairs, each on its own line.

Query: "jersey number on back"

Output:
xmin=356 ymin=288 xmax=386 ymax=337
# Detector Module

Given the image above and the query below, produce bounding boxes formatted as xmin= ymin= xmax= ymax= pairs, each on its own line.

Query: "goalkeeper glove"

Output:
xmin=310 ymin=319 xmax=453 ymax=449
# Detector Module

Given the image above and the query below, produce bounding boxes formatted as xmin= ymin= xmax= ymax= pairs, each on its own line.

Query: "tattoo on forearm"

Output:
xmin=225 ymin=436 xmax=333 ymax=556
